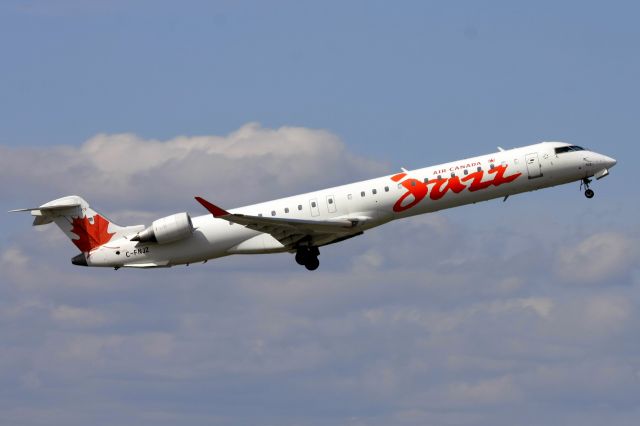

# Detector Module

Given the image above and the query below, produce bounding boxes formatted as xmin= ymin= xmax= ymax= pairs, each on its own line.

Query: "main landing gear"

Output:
xmin=580 ymin=177 xmax=595 ymax=199
xmin=295 ymin=246 xmax=320 ymax=271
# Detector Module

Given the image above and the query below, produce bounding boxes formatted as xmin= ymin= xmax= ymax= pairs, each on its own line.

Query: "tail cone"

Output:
xmin=71 ymin=253 xmax=88 ymax=266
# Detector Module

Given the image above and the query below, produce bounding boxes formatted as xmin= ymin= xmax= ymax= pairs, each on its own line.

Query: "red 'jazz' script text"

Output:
xmin=391 ymin=164 xmax=522 ymax=212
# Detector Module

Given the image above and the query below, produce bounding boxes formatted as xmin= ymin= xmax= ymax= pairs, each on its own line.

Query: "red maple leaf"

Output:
xmin=70 ymin=215 xmax=115 ymax=253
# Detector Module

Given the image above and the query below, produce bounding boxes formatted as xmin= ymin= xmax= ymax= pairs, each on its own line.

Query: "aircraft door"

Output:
xmin=525 ymin=153 xmax=543 ymax=179
xmin=309 ymin=198 xmax=320 ymax=217
xmin=326 ymin=195 xmax=337 ymax=213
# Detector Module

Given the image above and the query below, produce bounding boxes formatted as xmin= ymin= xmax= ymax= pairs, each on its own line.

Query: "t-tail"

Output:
xmin=9 ymin=195 xmax=143 ymax=266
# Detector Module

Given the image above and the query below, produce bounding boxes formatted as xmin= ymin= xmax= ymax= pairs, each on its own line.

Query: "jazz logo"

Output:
xmin=391 ymin=164 xmax=522 ymax=212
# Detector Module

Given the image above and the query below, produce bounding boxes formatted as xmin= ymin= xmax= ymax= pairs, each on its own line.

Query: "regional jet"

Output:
xmin=11 ymin=142 xmax=616 ymax=270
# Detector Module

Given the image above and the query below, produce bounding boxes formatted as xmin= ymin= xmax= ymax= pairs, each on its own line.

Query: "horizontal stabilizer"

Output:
xmin=9 ymin=200 xmax=83 ymax=226
xmin=9 ymin=203 xmax=81 ymax=213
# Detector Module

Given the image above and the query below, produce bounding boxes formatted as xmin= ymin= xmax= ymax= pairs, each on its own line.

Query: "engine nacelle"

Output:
xmin=131 ymin=212 xmax=194 ymax=244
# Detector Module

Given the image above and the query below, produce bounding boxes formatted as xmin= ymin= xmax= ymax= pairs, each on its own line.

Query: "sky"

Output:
xmin=1 ymin=1 xmax=639 ymax=425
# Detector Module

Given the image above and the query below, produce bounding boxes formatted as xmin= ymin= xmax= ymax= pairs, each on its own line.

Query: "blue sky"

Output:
xmin=1 ymin=1 xmax=639 ymax=425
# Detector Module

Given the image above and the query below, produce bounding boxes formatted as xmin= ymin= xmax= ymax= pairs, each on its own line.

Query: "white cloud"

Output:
xmin=555 ymin=232 xmax=638 ymax=284
xmin=51 ymin=305 xmax=109 ymax=327
xmin=1 ymin=127 xmax=639 ymax=426
xmin=445 ymin=375 xmax=521 ymax=406
xmin=1 ymin=247 xmax=28 ymax=268
xmin=0 ymin=123 xmax=388 ymax=214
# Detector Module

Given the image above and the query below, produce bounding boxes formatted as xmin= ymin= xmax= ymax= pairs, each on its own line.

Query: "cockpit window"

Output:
xmin=555 ymin=145 xmax=585 ymax=154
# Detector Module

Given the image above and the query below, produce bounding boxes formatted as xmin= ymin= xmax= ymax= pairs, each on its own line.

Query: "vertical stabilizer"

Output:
xmin=10 ymin=195 xmax=143 ymax=255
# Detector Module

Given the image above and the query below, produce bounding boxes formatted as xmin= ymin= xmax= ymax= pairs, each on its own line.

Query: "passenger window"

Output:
xmin=258 ymin=213 xmax=263 ymax=217
xmin=397 ymin=183 xmax=402 ymax=189
xmin=285 ymin=207 xmax=289 ymax=213
xmin=423 ymin=178 xmax=429 ymax=183
xmin=271 ymin=210 xmax=276 ymax=216
xmin=298 ymin=204 xmax=302 ymax=210
xmin=437 ymin=175 xmax=442 ymax=180
xmin=477 ymin=166 xmax=482 ymax=172
xmin=490 ymin=164 xmax=495 ymax=169
xmin=372 ymin=189 xmax=377 ymax=195
xmin=463 ymin=169 xmax=468 ymax=175
xmin=328 ymin=198 xmax=333 ymax=204
xmin=384 ymin=186 xmax=389 ymax=192
xmin=411 ymin=181 xmax=416 ymax=187
xmin=450 ymin=172 xmax=455 ymax=177
xmin=361 ymin=191 xmax=365 ymax=197
xmin=311 ymin=202 xmax=316 ymax=208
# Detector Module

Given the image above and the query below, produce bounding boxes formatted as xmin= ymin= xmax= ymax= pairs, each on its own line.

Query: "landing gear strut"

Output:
xmin=295 ymin=246 xmax=320 ymax=271
xmin=580 ymin=177 xmax=595 ymax=199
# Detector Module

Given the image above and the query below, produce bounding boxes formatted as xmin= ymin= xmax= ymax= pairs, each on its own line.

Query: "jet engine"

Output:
xmin=131 ymin=212 xmax=194 ymax=244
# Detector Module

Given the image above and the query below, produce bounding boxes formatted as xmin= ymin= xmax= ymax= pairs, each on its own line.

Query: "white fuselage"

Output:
xmin=86 ymin=142 xmax=616 ymax=268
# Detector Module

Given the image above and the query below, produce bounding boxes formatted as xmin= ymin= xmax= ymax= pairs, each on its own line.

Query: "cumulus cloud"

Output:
xmin=0 ymin=123 xmax=388 ymax=214
xmin=555 ymin=232 xmax=637 ymax=284
xmin=50 ymin=305 xmax=109 ymax=328
xmin=1 ymin=125 xmax=639 ymax=426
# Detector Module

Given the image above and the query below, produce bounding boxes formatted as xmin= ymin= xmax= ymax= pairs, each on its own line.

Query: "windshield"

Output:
xmin=555 ymin=145 xmax=585 ymax=154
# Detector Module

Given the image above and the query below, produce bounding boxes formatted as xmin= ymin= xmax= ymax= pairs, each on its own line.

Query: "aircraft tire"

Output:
xmin=295 ymin=248 xmax=309 ymax=265
xmin=585 ymin=189 xmax=595 ymax=199
xmin=304 ymin=256 xmax=319 ymax=271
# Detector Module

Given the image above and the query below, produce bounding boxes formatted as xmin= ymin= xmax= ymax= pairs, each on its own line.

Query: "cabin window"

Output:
xmin=284 ymin=207 xmax=289 ymax=213
xmin=450 ymin=172 xmax=455 ymax=177
xmin=464 ymin=169 xmax=468 ymax=175
xmin=372 ymin=189 xmax=377 ymax=195
xmin=311 ymin=201 xmax=317 ymax=208
xmin=437 ymin=175 xmax=442 ymax=180
xmin=328 ymin=198 xmax=333 ymax=204
xmin=490 ymin=164 xmax=495 ymax=169
xmin=384 ymin=186 xmax=389 ymax=192
xmin=397 ymin=183 xmax=402 ymax=189
xmin=361 ymin=191 xmax=365 ymax=197
xmin=410 ymin=181 xmax=416 ymax=187
xmin=298 ymin=204 xmax=302 ymax=210
xmin=423 ymin=178 xmax=429 ymax=183
xmin=258 ymin=213 xmax=263 ymax=217
xmin=477 ymin=166 xmax=482 ymax=172
xmin=271 ymin=210 xmax=276 ymax=216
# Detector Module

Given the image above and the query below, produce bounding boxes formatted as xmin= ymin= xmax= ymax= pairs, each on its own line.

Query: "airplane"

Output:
xmin=10 ymin=141 xmax=616 ymax=271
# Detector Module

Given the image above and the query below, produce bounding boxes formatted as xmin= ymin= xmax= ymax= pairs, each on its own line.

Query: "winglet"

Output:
xmin=194 ymin=197 xmax=230 ymax=217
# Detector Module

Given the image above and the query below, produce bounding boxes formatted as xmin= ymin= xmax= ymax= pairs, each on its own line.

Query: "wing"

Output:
xmin=195 ymin=196 xmax=363 ymax=247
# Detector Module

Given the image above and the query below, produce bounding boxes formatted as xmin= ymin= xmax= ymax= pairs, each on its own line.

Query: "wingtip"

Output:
xmin=194 ymin=196 xmax=230 ymax=217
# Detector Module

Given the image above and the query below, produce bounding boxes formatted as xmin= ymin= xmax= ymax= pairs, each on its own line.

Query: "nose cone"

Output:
xmin=602 ymin=155 xmax=617 ymax=169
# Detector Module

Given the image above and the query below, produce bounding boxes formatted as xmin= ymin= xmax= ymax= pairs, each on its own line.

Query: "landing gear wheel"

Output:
xmin=295 ymin=249 xmax=308 ymax=265
xmin=585 ymin=189 xmax=594 ymax=199
xmin=304 ymin=256 xmax=319 ymax=271
xmin=295 ymin=245 xmax=320 ymax=270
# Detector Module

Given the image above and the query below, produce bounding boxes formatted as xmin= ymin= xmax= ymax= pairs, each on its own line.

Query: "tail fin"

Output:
xmin=10 ymin=195 xmax=143 ymax=254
